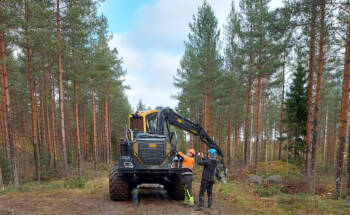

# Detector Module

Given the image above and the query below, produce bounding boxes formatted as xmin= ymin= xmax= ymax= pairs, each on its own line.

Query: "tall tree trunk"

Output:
xmin=104 ymin=95 xmax=110 ymax=166
xmin=49 ymin=71 xmax=57 ymax=169
xmin=56 ymin=0 xmax=69 ymax=178
xmin=310 ymin=0 xmax=326 ymax=194
xmin=0 ymin=166 xmax=3 ymax=190
xmin=108 ymin=100 xmax=111 ymax=162
xmin=332 ymin=112 xmax=337 ymax=169
xmin=234 ymin=116 xmax=239 ymax=158
xmin=254 ymin=74 xmax=262 ymax=174
xmin=67 ymin=102 xmax=73 ymax=163
xmin=335 ymin=13 xmax=350 ymax=200
xmin=43 ymin=69 xmax=51 ymax=169
xmin=250 ymin=101 xmax=254 ymax=164
xmin=92 ymin=87 xmax=97 ymax=173
xmin=21 ymin=97 xmax=28 ymax=138
xmin=244 ymin=55 xmax=253 ymax=167
xmin=0 ymin=58 xmax=9 ymax=159
xmin=0 ymin=15 xmax=19 ymax=187
xmin=323 ymin=105 xmax=328 ymax=170
xmin=25 ymin=7 xmax=40 ymax=181
xmin=83 ymin=112 xmax=88 ymax=161
xmin=305 ymin=0 xmax=317 ymax=176
xmin=204 ymin=82 xmax=211 ymax=153
xmin=73 ymin=67 xmax=82 ymax=178
xmin=226 ymin=87 xmax=233 ymax=166
xmin=99 ymin=102 xmax=104 ymax=161
xmin=39 ymin=72 xmax=46 ymax=152
xmin=189 ymin=104 xmax=194 ymax=148
xmin=279 ymin=58 xmax=285 ymax=160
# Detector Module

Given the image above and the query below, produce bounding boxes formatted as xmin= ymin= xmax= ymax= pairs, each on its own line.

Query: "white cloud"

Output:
xmin=108 ymin=0 xmax=282 ymax=110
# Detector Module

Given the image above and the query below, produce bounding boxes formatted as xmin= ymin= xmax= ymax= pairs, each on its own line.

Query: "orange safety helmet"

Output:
xmin=188 ymin=148 xmax=196 ymax=156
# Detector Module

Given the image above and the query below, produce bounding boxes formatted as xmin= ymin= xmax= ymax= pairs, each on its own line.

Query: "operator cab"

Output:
xmin=129 ymin=110 xmax=159 ymax=136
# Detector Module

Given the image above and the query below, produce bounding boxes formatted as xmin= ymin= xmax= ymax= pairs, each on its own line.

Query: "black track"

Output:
xmin=168 ymin=174 xmax=185 ymax=200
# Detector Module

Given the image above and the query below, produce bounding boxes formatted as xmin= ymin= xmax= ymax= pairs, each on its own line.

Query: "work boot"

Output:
xmin=195 ymin=196 xmax=204 ymax=211
xmin=184 ymin=188 xmax=188 ymax=204
xmin=208 ymin=196 xmax=212 ymax=208
xmin=184 ymin=196 xmax=194 ymax=206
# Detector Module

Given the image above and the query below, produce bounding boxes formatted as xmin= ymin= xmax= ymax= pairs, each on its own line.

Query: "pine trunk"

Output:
xmin=92 ymin=87 xmax=97 ymax=173
xmin=255 ymin=74 xmax=262 ymax=174
xmin=0 ymin=57 xmax=9 ymax=159
xmin=0 ymin=16 xmax=19 ymax=187
xmin=25 ymin=7 xmax=40 ymax=181
xmin=204 ymin=82 xmax=211 ymax=153
xmin=73 ymin=67 xmax=82 ymax=178
xmin=305 ymin=0 xmax=317 ymax=176
xmin=234 ymin=116 xmax=239 ymax=158
xmin=332 ymin=113 xmax=337 ymax=169
xmin=279 ymin=59 xmax=285 ymax=160
xmin=26 ymin=38 xmax=40 ymax=182
xmin=56 ymin=0 xmax=69 ymax=178
xmin=310 ymin=0 xmax=325 ymax=194
xmin=104 ymin=95 xmax=110 ymax=166
xmin=49 ymin=71 xmax=57 ymax=169
xmin=67 ymin=103 xmax=72 ymax=163
xmin=83 ymin=113 xmax=88 ymax=161
xmin=0 ymin=166 xmax=3 ymax=190
xmin=335 ymin=13 xmax=350 ymax=200
xmin=226 ymin=87 xmax=233 ymax=166
xmin=44 ymin=69 xmax=51 ymax=169
xmin=40 ymin=73 xmax=46 ymax=152
xmin=323 ymin=105 xmax=328 ymax=170
xmin=244 ymin=71 xmax=253 ymax=167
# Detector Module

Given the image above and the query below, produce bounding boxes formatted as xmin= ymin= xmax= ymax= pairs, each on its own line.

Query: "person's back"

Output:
xmin=198 ymin=156 xmax=217 ymax=182
xmin=196 ymin=149 xmax=218 ymax=210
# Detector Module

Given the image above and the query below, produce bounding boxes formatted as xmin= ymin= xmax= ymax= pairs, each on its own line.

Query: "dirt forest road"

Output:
xmin=0 ymin=178 xmax=257 ymax=215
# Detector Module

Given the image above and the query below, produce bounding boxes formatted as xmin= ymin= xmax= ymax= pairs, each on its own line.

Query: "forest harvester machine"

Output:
xmin=109 ymin=107 xmax=226 ymax=200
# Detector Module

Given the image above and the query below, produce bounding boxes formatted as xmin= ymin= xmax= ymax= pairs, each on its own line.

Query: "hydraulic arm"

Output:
xmin=154 ymin=107 xmax=224 ymax=161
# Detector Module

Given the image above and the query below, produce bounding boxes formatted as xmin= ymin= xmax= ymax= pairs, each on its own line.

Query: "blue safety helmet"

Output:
xmin=208 ymin=148 xmax=217 ymax=155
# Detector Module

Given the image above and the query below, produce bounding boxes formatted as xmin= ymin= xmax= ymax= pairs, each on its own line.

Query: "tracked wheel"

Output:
xmin=109 ymin=166 xmax=130 ymax=201
xmin=169 ymin=174 xmax=185 ymax=200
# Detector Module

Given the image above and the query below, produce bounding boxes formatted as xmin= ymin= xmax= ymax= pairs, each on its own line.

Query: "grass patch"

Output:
xmin=0 ymin=178 xmax=88 ymax=195
xmin=258 ymin=161 xmax=300 ymax=178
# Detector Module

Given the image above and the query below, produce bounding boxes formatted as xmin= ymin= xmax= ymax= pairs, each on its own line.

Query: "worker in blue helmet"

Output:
xmin=196 ymin=148 xmax=218 ymax=210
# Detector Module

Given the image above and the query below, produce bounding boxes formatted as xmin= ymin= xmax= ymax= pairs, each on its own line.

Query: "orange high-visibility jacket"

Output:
xmin=178 ymin=152 xmax=194 ymax=169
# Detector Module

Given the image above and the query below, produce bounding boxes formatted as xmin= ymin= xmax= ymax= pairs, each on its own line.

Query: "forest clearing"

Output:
xmin=2 ymin=0 xmax=350 ymax=214
xmin=1 ymin=162 xmax=349 ymax=215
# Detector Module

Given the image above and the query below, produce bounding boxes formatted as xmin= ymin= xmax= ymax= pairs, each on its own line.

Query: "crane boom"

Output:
xmin=155 ymin=107 xmax=224 ymax=159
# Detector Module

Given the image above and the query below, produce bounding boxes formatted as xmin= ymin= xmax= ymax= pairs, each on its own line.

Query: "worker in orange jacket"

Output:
xmin=177 ymin=148 xmax=195 ymax=206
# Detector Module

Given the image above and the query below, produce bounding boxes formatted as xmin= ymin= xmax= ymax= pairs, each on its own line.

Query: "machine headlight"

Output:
xmin=124 ymin=162 xmax=134 ymax=168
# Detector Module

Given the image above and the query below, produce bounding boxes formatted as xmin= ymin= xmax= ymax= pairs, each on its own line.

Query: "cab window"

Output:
xmin=130 ymin=116 xmax=144 ymax=132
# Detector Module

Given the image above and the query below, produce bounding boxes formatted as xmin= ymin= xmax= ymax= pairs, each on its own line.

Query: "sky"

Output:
xmin=99 ymin=0 xmax=284 ymax=110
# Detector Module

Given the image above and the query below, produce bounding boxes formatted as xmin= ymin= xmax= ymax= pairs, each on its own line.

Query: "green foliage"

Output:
xmin=174 ymin=1 xmax=222 ymax=116
xmin=284 ymin=62 xmax=308 ymax=162
xmin=285 ymin=62 xmax=308 ymax=137
xmin=254 ymin=185 xmax=281 ymax=197
xmin=67 ymin=178 xmax=87 ymax=189
xmin=0 ymin=153 xmax=12 ymax=185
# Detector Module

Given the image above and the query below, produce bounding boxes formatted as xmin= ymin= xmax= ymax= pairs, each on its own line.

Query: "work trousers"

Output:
xmin=183 ymin=174 xmax=193 ymax=197
xmin=199 ymin=179 xmax=214 ymax=197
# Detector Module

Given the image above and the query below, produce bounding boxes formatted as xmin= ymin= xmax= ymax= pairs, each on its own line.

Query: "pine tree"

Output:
xmin=56 ymin=0 xmax=69 ymax=178
xmin=310 ymin=0 xmax=326 ymax=195
xmin=188 ymin=1 xmax=222 ymax=152
xmin=285 ymin=62 xmax=308 ymax=163
xmin=336 ymin=8 xmax=350 ymax=201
